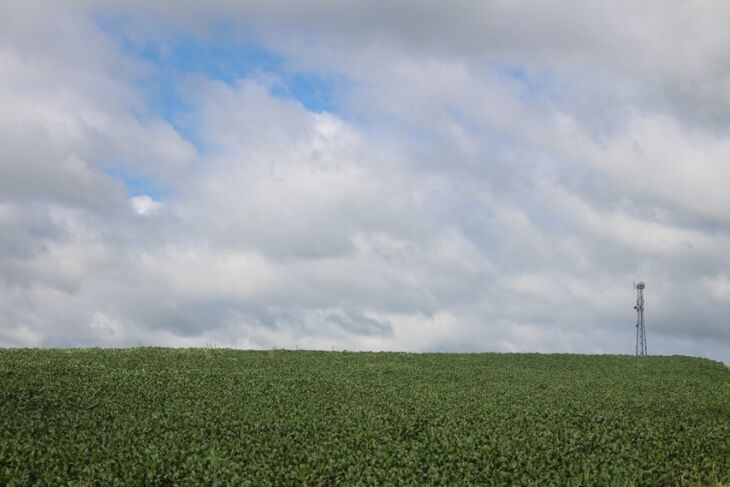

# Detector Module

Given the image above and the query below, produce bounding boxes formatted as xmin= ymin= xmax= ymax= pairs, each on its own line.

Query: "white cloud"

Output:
xmin=703 ymin=275 xmax=730 ymax=303
xmin=130 ymin=195 xmax=161 ymax=216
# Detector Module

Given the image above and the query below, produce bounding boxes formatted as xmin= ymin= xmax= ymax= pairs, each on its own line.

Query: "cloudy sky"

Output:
xmin=1 ymin=1 xmax=729 ymax=361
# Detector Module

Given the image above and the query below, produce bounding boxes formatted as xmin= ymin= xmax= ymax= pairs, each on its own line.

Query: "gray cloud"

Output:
xmin=0 ymin=1 xmax=729 ymax=362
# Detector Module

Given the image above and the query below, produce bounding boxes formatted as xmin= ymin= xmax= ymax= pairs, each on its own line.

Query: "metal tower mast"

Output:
xmin=634 ymin=282 xmax=647 ymax=356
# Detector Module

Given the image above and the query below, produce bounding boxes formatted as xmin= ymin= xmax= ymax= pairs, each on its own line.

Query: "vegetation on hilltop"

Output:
xmin=1 ymin=349 xmax=728 ymax=485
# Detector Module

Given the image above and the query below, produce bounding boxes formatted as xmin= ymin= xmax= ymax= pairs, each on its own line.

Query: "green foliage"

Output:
xmin=0 ymin=350 xmax=728 ymax=485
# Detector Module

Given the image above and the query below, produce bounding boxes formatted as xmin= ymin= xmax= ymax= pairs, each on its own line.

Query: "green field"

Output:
xmin=1 ymin=349 xmax=728 ymax=485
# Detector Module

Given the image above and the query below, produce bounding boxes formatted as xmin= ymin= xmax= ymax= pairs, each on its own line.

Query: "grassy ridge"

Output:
xmin=1 ymin=349 xmax=728 ymax=485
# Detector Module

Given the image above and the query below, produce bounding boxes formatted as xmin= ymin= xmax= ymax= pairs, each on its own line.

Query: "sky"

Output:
xmin=1 ymin=1 xmax=729 ymax=361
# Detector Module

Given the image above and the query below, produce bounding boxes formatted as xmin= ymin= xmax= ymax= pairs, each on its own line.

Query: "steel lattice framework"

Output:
xmin=634 ymin=282 xmax=647 ymax=356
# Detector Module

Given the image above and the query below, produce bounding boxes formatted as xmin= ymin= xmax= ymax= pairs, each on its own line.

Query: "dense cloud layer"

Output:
xmin=1 ymin=1 xmax=729 ymax=361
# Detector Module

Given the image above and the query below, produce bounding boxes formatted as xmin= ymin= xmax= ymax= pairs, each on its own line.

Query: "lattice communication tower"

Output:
xmin=634 ymin=282 xmax=647 ymax=356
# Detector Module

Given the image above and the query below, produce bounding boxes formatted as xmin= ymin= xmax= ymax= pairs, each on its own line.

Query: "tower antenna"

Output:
xmin=633 ymin=281 xmax=647 ymax=356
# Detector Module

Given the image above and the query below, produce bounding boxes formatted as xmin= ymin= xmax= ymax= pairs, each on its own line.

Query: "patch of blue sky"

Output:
xmin=97 ymin=16 xmax=346 ymax=122
xmin=105 ymin=167 xmax=172 ymax=201
xmin=488 ymin=61 xmax=564 ymax=104
xmin=96 ymin=16 xmax=348 ymax=200
xmin=270 ymin=71 xmax=347 ymax=114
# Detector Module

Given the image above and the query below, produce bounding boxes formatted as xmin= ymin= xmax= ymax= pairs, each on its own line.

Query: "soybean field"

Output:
xmin=1 ymin=349 xmax=728 ymax=485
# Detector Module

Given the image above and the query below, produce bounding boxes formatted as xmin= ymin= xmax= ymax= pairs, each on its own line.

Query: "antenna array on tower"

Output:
xmin=634 ymin=282 xmax=647 ymax=356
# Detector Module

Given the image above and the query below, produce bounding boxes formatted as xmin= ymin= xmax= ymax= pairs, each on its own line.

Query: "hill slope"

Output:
xmin=1 ymin=349 xmax=728 ymax=485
